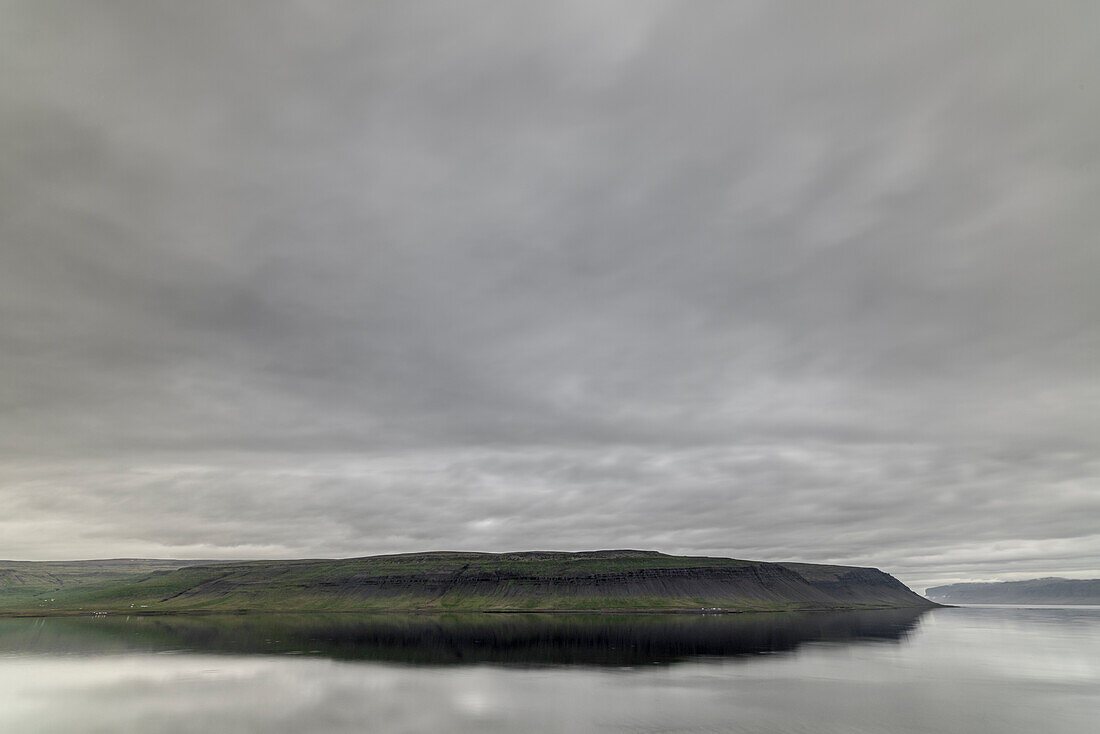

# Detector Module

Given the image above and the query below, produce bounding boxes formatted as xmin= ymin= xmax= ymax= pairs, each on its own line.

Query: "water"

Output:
xmin=1 ymin=606 xmax=1096 ymax=733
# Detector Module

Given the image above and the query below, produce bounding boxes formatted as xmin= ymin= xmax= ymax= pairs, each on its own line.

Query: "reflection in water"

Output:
xmin=2 ymin=607 xmax=1097 ymax=734
xmin=0 ymin=608 xmax=926 ymax=666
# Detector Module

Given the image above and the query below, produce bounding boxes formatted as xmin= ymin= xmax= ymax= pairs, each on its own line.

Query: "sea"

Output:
xmin=1 ymin=604 xmax=1097 ymax=733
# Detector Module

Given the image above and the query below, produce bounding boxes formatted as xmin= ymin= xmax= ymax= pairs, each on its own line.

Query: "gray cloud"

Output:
xmin=1 ymin=1 xmax=1097 ymax=589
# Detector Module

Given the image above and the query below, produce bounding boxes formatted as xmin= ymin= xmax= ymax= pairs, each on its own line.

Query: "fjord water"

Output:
xmin=1 ymin=607 xmax=1096 ymax=733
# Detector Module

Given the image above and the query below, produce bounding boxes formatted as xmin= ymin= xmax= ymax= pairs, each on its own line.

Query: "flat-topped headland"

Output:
xmin=0 ymin=550 xmax=937 ymax=615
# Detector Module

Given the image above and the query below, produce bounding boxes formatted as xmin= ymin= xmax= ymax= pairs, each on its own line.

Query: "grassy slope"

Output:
xmin=0 ymin=551 xmax=932 ymax=614
xmin=0 ymin=559 xmax=220 ymax=610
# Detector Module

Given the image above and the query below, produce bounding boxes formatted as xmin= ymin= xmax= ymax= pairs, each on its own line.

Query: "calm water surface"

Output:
xmin=1 ymin=606 xmax=1097 ymax=733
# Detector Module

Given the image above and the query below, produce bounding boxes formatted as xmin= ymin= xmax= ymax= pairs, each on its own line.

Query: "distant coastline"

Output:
xmin=925 ymin=578 xmax=1100 ymax=605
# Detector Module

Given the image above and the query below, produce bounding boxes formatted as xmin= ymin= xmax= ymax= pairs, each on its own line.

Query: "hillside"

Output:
xmin=0 ymin=559 xmax=220 ymax=609
xmin=0 ymin=550 xmax=937 ymax=615
xmin=925 ymin=578 xmax=1100 ymax=605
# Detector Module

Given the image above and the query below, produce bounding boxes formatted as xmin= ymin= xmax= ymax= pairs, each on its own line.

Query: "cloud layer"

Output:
xmin=2 ymin=1 xmax=1098 ymax=589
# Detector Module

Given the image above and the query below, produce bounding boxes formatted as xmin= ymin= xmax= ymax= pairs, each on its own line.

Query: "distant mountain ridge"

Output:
xmin=0 ymin=550 xmax=937 ymax=614
xmin=925 ymin=577 xmax=1100 ymax=605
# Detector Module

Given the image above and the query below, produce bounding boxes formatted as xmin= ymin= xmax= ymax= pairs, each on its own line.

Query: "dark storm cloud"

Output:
xmin=2 ymin=1 xmax=1097 ymax=589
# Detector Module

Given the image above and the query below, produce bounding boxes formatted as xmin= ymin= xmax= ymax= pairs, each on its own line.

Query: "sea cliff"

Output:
xmin=1 ymin=550 xmax=937 ymax=614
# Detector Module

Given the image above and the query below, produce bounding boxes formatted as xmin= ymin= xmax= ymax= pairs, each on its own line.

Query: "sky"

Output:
xmin=1 ymin=1 xmax=1097 ymax=591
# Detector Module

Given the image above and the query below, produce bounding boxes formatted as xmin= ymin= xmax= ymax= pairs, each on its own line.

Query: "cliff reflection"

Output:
xmin=0 ymin=608 xmax=928 ymax=666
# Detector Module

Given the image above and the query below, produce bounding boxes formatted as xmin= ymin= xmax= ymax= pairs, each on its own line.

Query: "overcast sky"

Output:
xmin=2 ymin=1 xmax=1097 ymax=590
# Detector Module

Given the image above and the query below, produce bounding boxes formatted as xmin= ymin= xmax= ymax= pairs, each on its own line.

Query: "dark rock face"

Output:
xmin=926 ymin=578 xmax=1100 ymax=605
xmin=784 ymin=566 xmax=928 ymax=605
xmin=230 ymin=559 xmax=934 ymax=609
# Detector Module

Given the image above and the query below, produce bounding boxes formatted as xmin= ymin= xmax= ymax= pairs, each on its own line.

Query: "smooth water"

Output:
xmin=1 ymin=606 xmax=1096 ymax=733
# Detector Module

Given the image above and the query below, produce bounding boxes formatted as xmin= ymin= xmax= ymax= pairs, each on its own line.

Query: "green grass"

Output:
xmin=0 ymin=559 xmax=215 ymax=610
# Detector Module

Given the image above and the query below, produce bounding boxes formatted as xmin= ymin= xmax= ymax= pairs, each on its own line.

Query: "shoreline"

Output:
xmin=0 ymin=602 xmax=943 ymax=619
